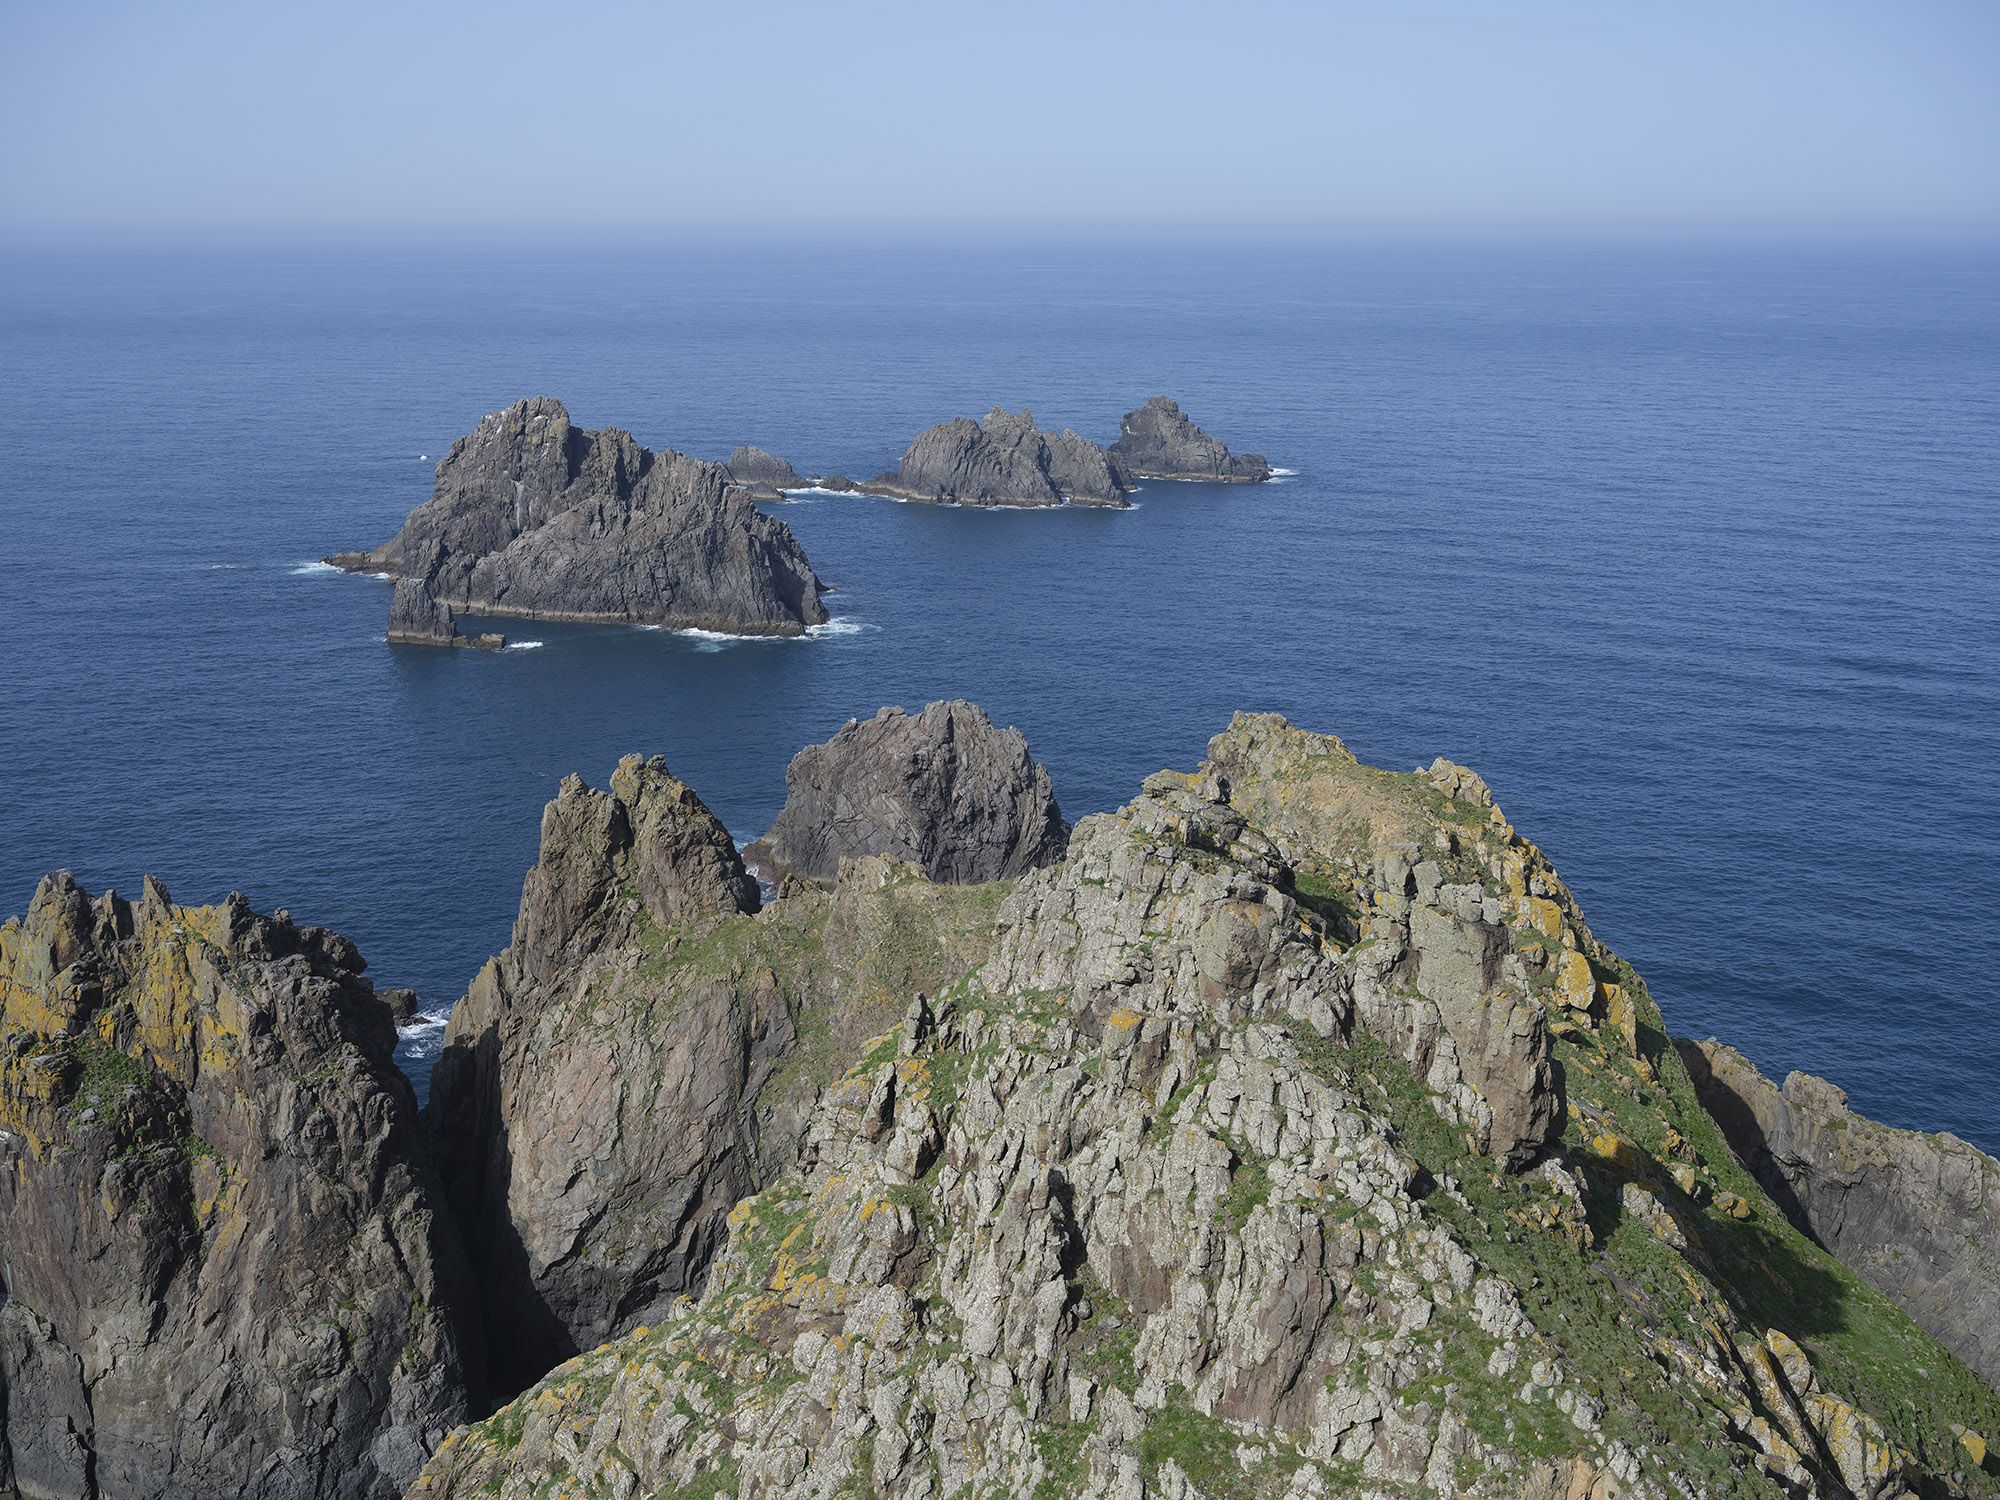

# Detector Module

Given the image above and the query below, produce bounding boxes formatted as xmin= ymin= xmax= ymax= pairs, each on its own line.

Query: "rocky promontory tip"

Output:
xmin=743 ymin=700 xmax=1071 ymax=884
xmin=331 ymin=398 xmax=829 ymax=645
xmin=869 ymin=407 xmax=1132 ymax=507
xmin=1110 ymin=394 xmax=1272 ymax=483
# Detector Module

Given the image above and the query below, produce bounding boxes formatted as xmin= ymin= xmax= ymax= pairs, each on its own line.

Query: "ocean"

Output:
xmin=1 ymin=240 xmax=1994 ymax=1151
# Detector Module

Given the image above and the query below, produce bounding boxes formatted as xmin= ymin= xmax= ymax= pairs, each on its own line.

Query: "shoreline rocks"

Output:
xmin=330 ymin=398 xmax=829 ymax=646
xmin=1109 ymin=395 xmax=1272 ymax=483
xmin=743 ymin=701 xmax=1071 ymax=885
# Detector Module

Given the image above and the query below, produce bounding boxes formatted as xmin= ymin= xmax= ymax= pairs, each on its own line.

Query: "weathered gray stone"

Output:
xmin=869 ymin=408 xmax=1131 ymax=507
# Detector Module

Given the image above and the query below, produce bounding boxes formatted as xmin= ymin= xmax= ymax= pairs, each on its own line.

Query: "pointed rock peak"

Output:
xmin=516 ymin=757 xmax=757 ymax=975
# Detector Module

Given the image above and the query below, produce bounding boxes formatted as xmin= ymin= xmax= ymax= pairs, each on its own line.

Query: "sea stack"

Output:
xmin=1109 ymin=395 xmax=1272 ymax=483
xmin=330 ymin=398 xmax=829 ymax=642
xmin=868 ymin=407 xmax=1131 ymax=507
xmin=743 ymin=700 xmax=1071 ymax=884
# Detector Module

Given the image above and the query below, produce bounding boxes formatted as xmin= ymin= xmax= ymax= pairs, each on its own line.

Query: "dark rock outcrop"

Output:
xmin=0 ymin=874 xmax=480 ymax=1499
xmin=1109 ymin=395 xmax=1272 ymax=483
xmin=1679 ymin=1037 xmax=2000 ymax=1388
xmin=743 ymin=701 xmax=1071 ymax=885
xmin=423 ymin=756 xmax=1008 ymax=1398
xmin=869 ymin=408 xmax=1130 ymax=507
xmin=331 ymin=398 xmax=828 ymax=643
xmin=723 ymin=445 xmax=806 ymax=501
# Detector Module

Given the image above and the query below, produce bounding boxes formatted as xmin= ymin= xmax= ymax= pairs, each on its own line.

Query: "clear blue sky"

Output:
xmin=2 ymin=0 xmax=1995 ymax=243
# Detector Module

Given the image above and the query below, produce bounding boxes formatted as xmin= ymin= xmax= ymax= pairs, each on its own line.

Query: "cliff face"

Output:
xmin=870 ymin=408 xmax=1131 ymax=507
xmin=744 ymin=701 xmax=1071 ymax=885
xmin=422 ymin=756 xmax=1012 ymax=1398
xmin=1110 ymin=396 xmax=1272 ymax=483
xmin=0 ymin=874 xmax=480 ymax=1500
xmin=1680 ymin=1039 xmax=2000 ymax=1390
xmin=332 ymin=398 xmax=829 ymax=639
xmin=413 ymin=715 xmax=2000 ymax=1500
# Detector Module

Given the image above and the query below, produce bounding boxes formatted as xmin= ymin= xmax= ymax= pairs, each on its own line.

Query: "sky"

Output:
xmin=1 ymin=0 xmax=1996 ymax=244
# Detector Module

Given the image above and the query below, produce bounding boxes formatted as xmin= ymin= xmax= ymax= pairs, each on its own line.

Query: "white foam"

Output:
xmin=397 ymin=1011 xmax=450 ymax=1035
xmin=205 ymin=563 xmax=251 ymax=571
xmin=807 ymin=617 xmax=872 ymax=638
xmin=1269 ymin=466 xmax=1299 ymax=477
xmin=289 ymin=560 xmax=342 ymax=577
xmin=505 ymin=640 xmax=545 ymax=651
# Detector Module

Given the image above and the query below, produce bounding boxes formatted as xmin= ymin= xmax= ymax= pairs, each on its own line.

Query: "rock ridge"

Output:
xmin=868 ymin=407 xmax=1133 ymax=507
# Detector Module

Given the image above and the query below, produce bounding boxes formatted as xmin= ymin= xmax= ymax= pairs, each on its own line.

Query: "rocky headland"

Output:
xmin=742 ymin=700 xmax=1071 ymax=886
xmin=1110 ymin=395 xmax=1273 ymax=484
xmin=868 ymin=408 xmax=1133 ymax=508
xmin=5 ymin=712 xmax=1998 ymax=1499
xmin=409 ymin=714 xmax=2000 ymax=1500
xmin=329 ymin=398 xmax=829 ymax=643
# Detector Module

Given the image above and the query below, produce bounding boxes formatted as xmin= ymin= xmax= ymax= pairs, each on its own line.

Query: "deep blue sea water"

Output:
xmin=1 ymin=242 xmax=1994 ymax=1151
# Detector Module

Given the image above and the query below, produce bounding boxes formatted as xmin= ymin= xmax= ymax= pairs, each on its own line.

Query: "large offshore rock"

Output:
xmin=743 ymin=701 xmax=1070 ymax=885
xmin=1680 ymin=1037 xmax=2000 ymax=1388
xmin=868 ymin=407 xmax=1130 ymax=507
xmin=330 ymin=397 xmax=828 ymax=637
xmin=423 ymin=755 xmax=1009 ymax=1397
xmin=1109 ymin=395 xmax=1272 ymax=483
xmin=0 ymin=874 xmax=480 ymax=1500
xmin=415 ymin=718 xmax=1989 ymax=1500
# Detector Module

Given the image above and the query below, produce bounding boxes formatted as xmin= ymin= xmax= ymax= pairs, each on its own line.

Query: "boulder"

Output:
xmin=743 ymin=701 xmax=1070 ymax=884
xmin=1109 ymin=395 xmax=1272 ymax=483
xmin=723 ymin=444 xmax=806 ymax=500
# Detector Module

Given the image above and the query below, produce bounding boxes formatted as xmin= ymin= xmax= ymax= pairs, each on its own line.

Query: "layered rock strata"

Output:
xmin=330 ymin=398 xmax=828 ymax=642
xmin=743 ymin=700 xmax=1071 ymax=885
xmin=0 ymin=874 xmax=481 ymax=1500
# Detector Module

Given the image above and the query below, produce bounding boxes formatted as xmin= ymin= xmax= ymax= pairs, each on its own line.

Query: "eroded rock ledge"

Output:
xmin=330 ymin=397 xmax=829 ymax=644
xmin=413 ymin=712 xmax=2000 ymax=1500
